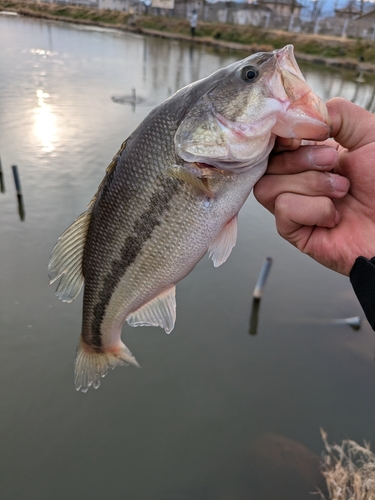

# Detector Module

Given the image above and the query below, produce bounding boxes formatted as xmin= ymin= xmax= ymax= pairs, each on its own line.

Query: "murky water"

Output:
xmin=1 ymin=14 xmax=375 ymax=500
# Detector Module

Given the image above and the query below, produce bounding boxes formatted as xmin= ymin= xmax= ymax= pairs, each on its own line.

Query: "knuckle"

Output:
xmin=254 ymin=176 xmax=273 ymax=204
xmin=323 ymin=199 xmax=336 ymax=220
xmin=304 ymin=170 xmax=328 ymax=193
xmin=274 ymin=192 xmax=292 ymax=217
xmin=304 ymin=169 xmax=319 ymax=185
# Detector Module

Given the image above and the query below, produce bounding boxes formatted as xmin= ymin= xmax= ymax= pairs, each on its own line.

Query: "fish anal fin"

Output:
xmin=166 ymin=165 xmax=214 ymax=198
xmin=127 ymin=286 xmax=176 ymax=334
xmin=208 ymin=215 xmax=238 ymax=268
xmin=74 ymin=339 xmax=139 ymax=392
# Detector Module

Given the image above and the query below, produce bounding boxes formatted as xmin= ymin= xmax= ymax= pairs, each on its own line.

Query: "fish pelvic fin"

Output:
xmin=48 ymin=211 xmax=90 ymax=302
xmin=75 ymin=339 xmax=140 ymax=392
xmin=208 ymin=215 xmax=238 ymax=267
xmin=127 ymin=286 xmax=176 ymax=334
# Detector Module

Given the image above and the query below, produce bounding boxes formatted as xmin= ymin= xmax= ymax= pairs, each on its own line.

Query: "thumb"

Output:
xmin=327 ymin=97 xmax=375 ymax=151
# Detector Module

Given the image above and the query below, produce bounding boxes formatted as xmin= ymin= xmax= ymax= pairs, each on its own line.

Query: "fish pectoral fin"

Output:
xmin=126 ymin=286 xmax=176 ymax=334
xmin=166 ymin=166 xmax=214 ymax=198
xmin=48 ymin=211 xmax=91 ymax=302
xmin=208 ymin=215 xmax=238 ymax=268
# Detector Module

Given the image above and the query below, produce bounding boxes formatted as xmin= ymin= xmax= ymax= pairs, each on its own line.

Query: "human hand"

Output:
xmin=254 ymin=97 xmax=375 ymax=276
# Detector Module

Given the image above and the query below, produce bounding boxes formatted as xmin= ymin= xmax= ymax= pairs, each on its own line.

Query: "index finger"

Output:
xmin=267 ymin=145 xmax=338 ymax=175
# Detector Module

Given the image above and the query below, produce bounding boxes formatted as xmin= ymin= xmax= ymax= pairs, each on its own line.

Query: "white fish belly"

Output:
xmin=99 ymin=161 xmax=267 ymax=346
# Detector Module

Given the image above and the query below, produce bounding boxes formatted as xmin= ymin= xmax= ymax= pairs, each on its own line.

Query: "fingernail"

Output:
xmin=329 ymin=174 xmax=349 ymax=192
xmin=308 ymin=147 xmax=337 ymax=167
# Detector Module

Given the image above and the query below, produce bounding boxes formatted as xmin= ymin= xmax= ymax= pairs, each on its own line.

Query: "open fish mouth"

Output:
xmin=175 ymin=45 xmax=330 ymax=173
xmin=269 ymin=45 xmax=330 ymax=141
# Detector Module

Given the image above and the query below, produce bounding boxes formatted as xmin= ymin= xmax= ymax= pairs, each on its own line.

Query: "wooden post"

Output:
xmin=12 ymin=165 xmax=25 ymax=221
xmin=253 ymin=257 xmax=273 ymax=300
xmin=249 ymin=257 xmax=273 ymax=335
xmin=0 ymin=155 xmax=4 ymax=193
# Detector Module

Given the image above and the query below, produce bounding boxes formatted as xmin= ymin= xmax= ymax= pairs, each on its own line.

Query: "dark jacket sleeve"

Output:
xmin=349 ymin=256 xmax=375 ymax=330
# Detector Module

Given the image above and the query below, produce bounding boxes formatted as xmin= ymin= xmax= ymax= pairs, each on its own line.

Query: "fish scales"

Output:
xmin=48 ymin=46 xmax=330 ymax=391
xmin=82 ymin=109 xmax=194 ymax=345
xmin=83 ymin=89 xmax=238 ymax=344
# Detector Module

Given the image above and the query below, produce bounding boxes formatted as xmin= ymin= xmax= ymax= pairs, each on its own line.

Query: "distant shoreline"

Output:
xmin=2 ymin=0 xmax=375 ymax=74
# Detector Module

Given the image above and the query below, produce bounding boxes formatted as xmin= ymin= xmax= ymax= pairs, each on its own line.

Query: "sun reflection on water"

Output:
xmin=34 ymin=88 xmax=55 ymax=153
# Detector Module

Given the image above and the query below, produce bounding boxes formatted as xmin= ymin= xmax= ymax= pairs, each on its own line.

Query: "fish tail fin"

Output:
xmin=74 ymin=339 xmax=140 ymax=392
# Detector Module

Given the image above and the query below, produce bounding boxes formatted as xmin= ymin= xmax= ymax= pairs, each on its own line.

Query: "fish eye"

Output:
xmin=241 ymin=66 xmax=259 ymax=82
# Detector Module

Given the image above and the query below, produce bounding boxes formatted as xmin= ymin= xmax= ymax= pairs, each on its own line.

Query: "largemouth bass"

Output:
xmin=48 ymin=45 xmax=330 ymax=392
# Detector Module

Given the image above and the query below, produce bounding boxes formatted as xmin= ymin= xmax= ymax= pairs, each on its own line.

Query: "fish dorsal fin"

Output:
xmin=48 ymin=211 xmax=90 ymax=302
xmin=166 ymin=165 xmax=214 ymax=198
xmin=88 ymin=139 xmax=127 ymax=209
xmin=127 ymin=286 xmax=176 ymax=334
xmin=208 ymin=215 xmax=238 ymax=267
xmin=48 ymin=140 xmax=129 ymax=303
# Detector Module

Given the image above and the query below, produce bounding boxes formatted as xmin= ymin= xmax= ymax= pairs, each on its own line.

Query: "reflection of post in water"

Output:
xmin=249 ymin=297 xmax=261 ymax=336
xmin=249 ymin=257 xmax=273 ymax=335
xmin=47 ymin=23 xmax=53 ymax=52
xmin=12 ymin=165 xmax=25 ymax=221
xmin=365 ymin=84 xmax=375 ymax=112
xmin=143 ymin=40 xmax=148 ymax=82
xmin=131 ymin=88 xmax=136 ymax=112
xmin=0 ymin=155 xmax=5 ymax=193
xmin=351 ymin=75 xmax=365 ymax=103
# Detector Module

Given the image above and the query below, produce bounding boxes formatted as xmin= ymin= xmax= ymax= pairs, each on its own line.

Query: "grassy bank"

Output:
xmin=2 ymin=0 xmax=375 ymax=69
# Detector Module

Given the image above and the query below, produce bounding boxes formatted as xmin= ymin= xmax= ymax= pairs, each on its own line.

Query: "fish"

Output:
xmin=48 ymin=45 xmax=330 ymax=392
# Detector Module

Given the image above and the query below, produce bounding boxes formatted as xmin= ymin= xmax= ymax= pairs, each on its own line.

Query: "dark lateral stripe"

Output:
xmin=89 ymin=176 xmax=180 ymax=347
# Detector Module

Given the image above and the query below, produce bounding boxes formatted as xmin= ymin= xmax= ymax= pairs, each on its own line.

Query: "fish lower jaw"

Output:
xmin=74 ymin=338 xmax=140 ymax=393
xmin=271 ymin=112 xmax=330 ymax=141
xmin=272 ymin=94 xmax=330 ymax=141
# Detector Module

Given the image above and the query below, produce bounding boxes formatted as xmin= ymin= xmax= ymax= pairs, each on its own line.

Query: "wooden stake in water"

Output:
xmin=253 ymin=257 xmax=273 ymax=300
xmin=12 ymin=165 xmax=22 ymax=194
xmin=331 ymin=316 xmax=361 ymax=331
xmin=249 ymin=297 xmax=261 ymax=336
xmin=249 ymin=257 xmax=273 ymax=335
xmin=12 ymin=165 xmax=25 ymax=221
xmin=0 ymin=155 xmax=5 ymax=193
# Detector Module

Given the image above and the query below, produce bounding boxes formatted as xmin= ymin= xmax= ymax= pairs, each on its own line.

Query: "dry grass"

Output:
xmin=318 ymin=429 xmax=375 ymax=500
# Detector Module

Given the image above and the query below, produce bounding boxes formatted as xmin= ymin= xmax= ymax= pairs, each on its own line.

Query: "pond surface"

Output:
xmin=1 ymin=14 xmax=375 ymax=500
